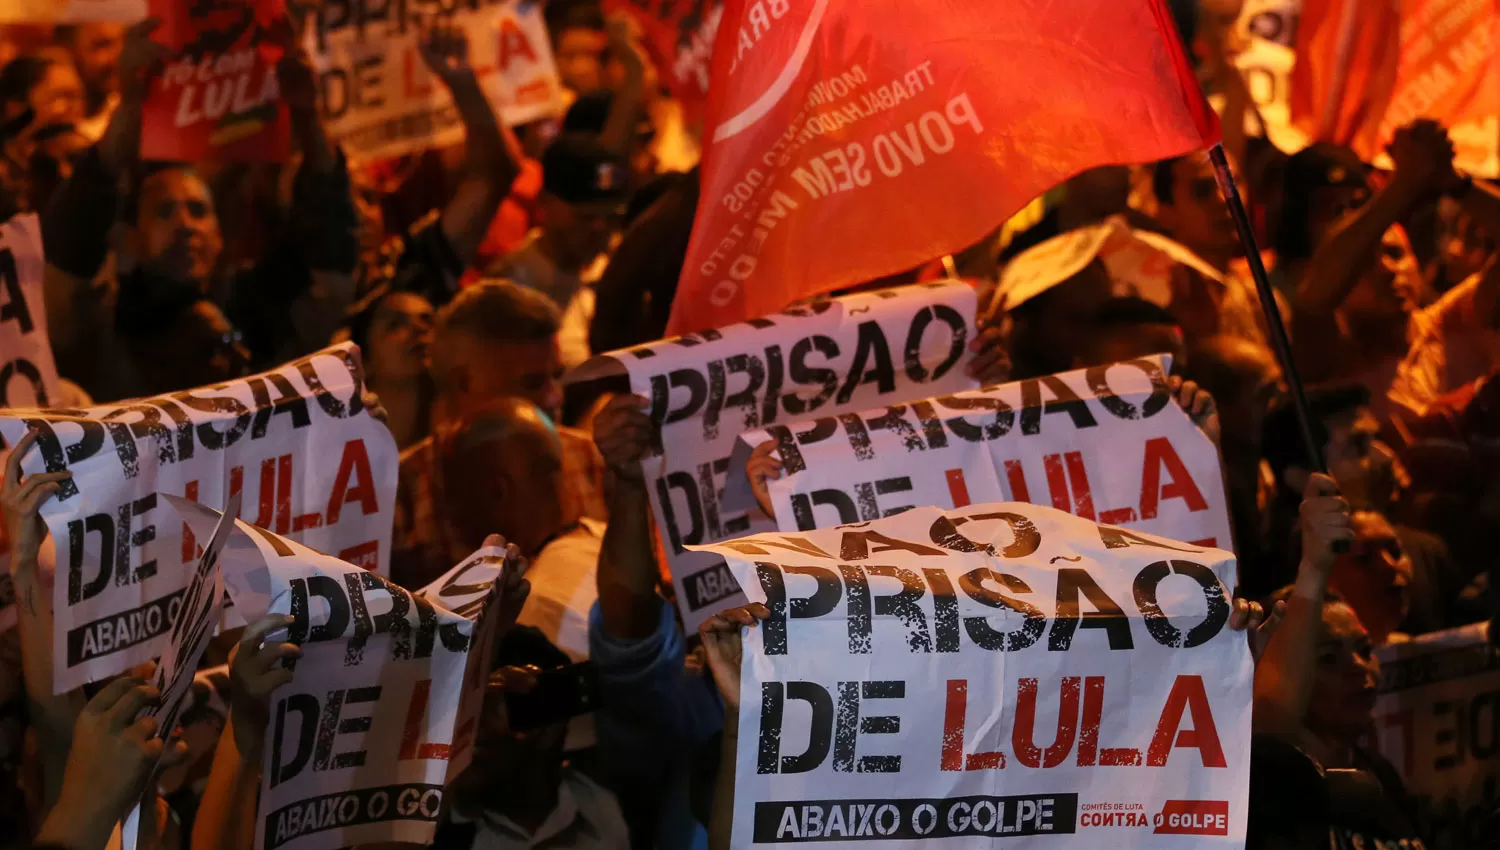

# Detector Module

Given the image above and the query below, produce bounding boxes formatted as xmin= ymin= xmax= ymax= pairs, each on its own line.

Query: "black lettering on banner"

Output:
xmin=271 ymin=692 xmax=319 ymax=786
xmin=761 ymin=344 xmax=785 ymax=426
xmin=904 ymin=304 xmax=967 ymax=384
xmin=704 ymin=361 xmax=728 ymax=440
xmin=864 ymin=406 xmax=924 ymax=453
xmin=23 ymin=416 xmax=104 ymax=500
xmin=66 ymin=588 xmax=186 ymax=665
xmin=750 ymin=793 xmax=1077 ymax=842
xmin=1132 ymin=560 xmax=1230 ymax=648
xmin=840 ymin=564 xmax=873 ymax=654
xmin=289 ymin=575 xmax=353 ymax=645
xmin=1098 ymin=525 xmax=1202 ymax=552
xmin=757 ymin=681 xmax=833 ymax=774
xmin=910 ymin=400 xmax=949 ymax=450
xmin=838 ymin=414 xmax=873 ymax=461
xmin=716 ymin=535 xmax=834 ymax=560
xmin=655 ymin=472 xmax=703 ymax=553
xmin=834 ymin=680 xmax=903 ymax=773
xmin=784 ymin=335 xmax=840 ymax=416
xmin=929 ymin=512 xmax=1041 ymax=559
xmin=104 ymin=404 xmax=180 ymax=464
xmin=923 ymin=568 xmax=961 ymax=652
xmin=68 ymin=513 xmax=114 ymax=604
xmin=865 ymin=565 xmax=930 ymax=652
xmin=0 ymin=359 xmax=47 ymax=406
xmin=313 ymin=686 xmax=378 ymax=770
xmin=0 ymin=249 xmax=33 ymax=333
xmin=1019 ymin=376 xmax=1098 ymax=435
xmin=836 ymin=322 xmax=895 ymax=405
xmin=1048 ymin=568 xmax=1133 ymax=651
xmin=295 ymin=349 xmax=365 ymax=419
xmin=650 ymin=368 xmax=708 ymax=431
xmin=247 ymin=372 xmax=314 ymax=438
xmin=839 ymin=528 xmax=944 ymax=562
xmin=170 ymin=388 xmax=253 ymax=451
xmin=246 ymin=522 xmax=298 ymax=557
xmin=262 ymin=783 xmax=444 ymax=850
xmin=790 ymin=489 xmax=858 ymax=531
xmin=435 ymin=553 xmax=503 ymax=620
xmin=937 ymin=393 xmax=1014 ymax=442
xmin=756 ymin=562 xmax=842 ymax=655
xmin=683 ymin=560 xmax=742 ymax=612
xmin=1086 ymin=358 xmax=1171 ymax=421
xmin=765 ymin=425 xmax=807 ymax=475
xmin=958 ymin=568 xmax=1045 ymax=651
xmin=711 ymin=353 xmax=767 ymax=437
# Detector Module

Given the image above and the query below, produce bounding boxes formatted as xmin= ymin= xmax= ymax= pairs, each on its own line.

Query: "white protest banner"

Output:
xmin=1373 ymin=622 xmax=1500 ymax=849
xmin=0 ymin=342 xmax=398 ymax=693
xmin=308 ymin=0 xmax=563 ymax=161
xmin=724 ymin=355 xmax=1234 ymax=556
xmin=171 ymin=499 xmax=512 ymax=850
xmin=697 ymin=502 xmax=1251 ymax=848
xmin=569 ymin=281 xmax=981 ymax=631
xmin=0 ymin=214 xmax=63 ymax=409
xmin=121 ymin=493 xmax=239 ymax=850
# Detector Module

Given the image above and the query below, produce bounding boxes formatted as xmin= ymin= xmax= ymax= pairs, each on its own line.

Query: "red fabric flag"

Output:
xmin=605 ymin=0 xmax=722 ymax=119
xmin=142 ymin=0 xmax=291 ymax=163
xmin=667 ymin=0 xmax=1220 ymax=335
xmin=1292 ymin=0 xmax=1499 ymax=175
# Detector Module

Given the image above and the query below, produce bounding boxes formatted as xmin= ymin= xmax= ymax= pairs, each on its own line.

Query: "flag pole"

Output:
xmin=1207 ymin=144 xmax=1331 ymax=477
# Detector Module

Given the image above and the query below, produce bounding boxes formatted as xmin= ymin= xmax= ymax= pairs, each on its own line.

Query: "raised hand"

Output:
xmin=1299 ymin=473 xmax=1354 ymax=573
xmin=1169 ymin=375 xmax=1220 ymax=447
xmin=417 ymin=25 xmax=475 ymax=90
xmin=228 ymin=615 xmax=301 ymax=759
xmin=965 ymin=323 xmax=1012 ymax=386
xmin=593 ymin=394 xmax=654 ymax=482
xmin=35 ymin=677 xmax=189 ymax=849
xmin=2 ymin=429 xmax=72 ymax=573
xmin=1388 ymin=119 xmax=1458 ymax=194
xmin=276 ymin=45 xmax=320 ymax=114
xmin=698 ymin=603 xmax=771 ymax=713
xmin=119 ymin=17 xmax=170 ymax=100
xmin=746 ymin=441 xmax=782 ymax=520
xmin=481 ymin=533 xmax=532 ymax=636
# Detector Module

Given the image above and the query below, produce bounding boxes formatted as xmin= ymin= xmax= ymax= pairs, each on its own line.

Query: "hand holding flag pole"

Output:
xmin=1207 ymin=144 xmax=1349 ymax=553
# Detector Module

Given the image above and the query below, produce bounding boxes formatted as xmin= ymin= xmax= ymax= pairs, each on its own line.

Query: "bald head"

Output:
xmin=437 ymin=398 xmax=566 ymax=556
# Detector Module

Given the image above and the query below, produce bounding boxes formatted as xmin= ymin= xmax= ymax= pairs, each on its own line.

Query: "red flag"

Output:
xmin=605 ymin=0 xmax=722 ymax=119
xmin=1292 ymin=0 xmax=1499 ymax=175
xmin=667 ymin=0 xmax=1220 ymax=335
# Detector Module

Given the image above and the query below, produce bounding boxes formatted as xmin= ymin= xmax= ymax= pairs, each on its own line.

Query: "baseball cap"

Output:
xmin=541 ymin=132 xmax=631 ymax=209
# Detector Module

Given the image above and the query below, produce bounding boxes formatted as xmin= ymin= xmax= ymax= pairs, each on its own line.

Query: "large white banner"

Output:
xmin=308 ymin=0 xmax=563 ymax=161
xmin=699 ymin=502 xmax=1252 ymax=848
xmin=570 ymin=282 xmax=981 ymax=632
xmin=0 ymin=342 xmax=399 ymax=693
xmin=1373 ymin=622 xmax=1500 ymax=850
xmin=724 ymin=355 xmax=1234 ymax=557
xmin=173 ymin=500 xmax=510 ymax=850
xmin=0 ymin=214 xmax=63 ymax=409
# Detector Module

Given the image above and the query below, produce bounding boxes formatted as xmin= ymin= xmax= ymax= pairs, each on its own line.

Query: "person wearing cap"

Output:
xmin=488 ymin=132 xmax=630 ymax=313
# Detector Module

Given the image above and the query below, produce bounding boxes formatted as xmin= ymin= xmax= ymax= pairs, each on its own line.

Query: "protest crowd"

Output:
xmin=0 ymin=0 xmax=1496 ymax=848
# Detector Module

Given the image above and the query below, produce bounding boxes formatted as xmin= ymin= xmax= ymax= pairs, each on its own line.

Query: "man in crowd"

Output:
xmin=394 ymin=280 xmax=606 ymax=590
xmin=51 ymin=23 xmax=121 ymax=140
xmin=488 ymin=132 xmax=630 ymax=312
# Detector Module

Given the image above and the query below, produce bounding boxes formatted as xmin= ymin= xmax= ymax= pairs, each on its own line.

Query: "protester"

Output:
xmin=395 ymin=280 xmax=607 ymax=590
xmin=2 ymin=1 xmax=1499 ymax=848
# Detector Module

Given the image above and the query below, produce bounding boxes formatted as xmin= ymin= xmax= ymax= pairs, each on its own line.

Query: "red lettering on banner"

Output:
xmin=1012 ymin=677 xmax=1080 ymax=768
xmin=1139 ymin=437 xmax=1207 ymax=519
xmin=1153 ymin=800 xmax=1229 ymax=835
xmin=1043 ymin=454 xmax=1069 ymax=513
xmin=1004 ymin=459 xmax=1031 ymax=502
xmin=181 ymin=479 xmax=200 ymax=561
xmin=276 ymin=454 xmax=293 ymax=534
xmin=945 ymin=469 xmax=971 ymax=508
xmin=1077 ymin=676 xmax=1142 ymax=766
xmin=255 ymin=459 xmax=275 ymax=527
xmin=940 ymin=679 xmax=1005 ymax=771
xmin=327 ymin=439 xmax=379 ymax=524
xmin=1147 ymin=675 xmax=1225 ymax=767
xmin=399 ymin=679 xmax=451 ymax=760
xmin=338 ymin=540 xmax=380 ymax=571
xmin=498 ymin=19 xmax=539 ymax=71
xmin=1063 ymin=452 xmax=1095 ymax=521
